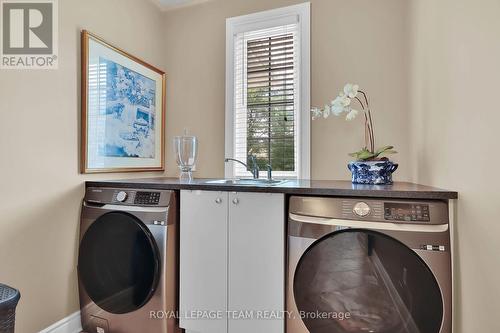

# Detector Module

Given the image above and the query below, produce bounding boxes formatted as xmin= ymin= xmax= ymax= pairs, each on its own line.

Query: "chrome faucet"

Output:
xmin=225 ymin=156 xmax=260 ymax=179
xmin=266 ymin=164 xmax=273 ymax=181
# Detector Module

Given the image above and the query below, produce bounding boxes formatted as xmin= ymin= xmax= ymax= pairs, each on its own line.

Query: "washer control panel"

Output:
xmin=134 ymin=191 xmax=161 ymax=205
xmin=116 ymin=191 xmax=128 ymax=202
xmin=384 ymin=202 xmax=430 ymax=222
xmin=84 ymin=187 xmax=172 ymax=207
xmin=110 ymin=190 xmax=162 ymax=205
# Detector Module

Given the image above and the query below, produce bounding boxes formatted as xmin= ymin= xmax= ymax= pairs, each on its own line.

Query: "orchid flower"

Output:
xmin=323 ymin=104 xmax=331 ymax=118
xmin=311 ymin=83 xmax=376 ymax=154
xmin=344 ymin=83 xmax=359 ymax=98
xmin=346 ymin=109 xmax=359 ymax=121
xmin=311 ymin=107 xmax=322 ymax=120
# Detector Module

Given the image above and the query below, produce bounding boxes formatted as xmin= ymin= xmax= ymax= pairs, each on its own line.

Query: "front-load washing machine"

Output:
xmin=78 ymin=187 xmax=179 ymax=333
xmin=287 ymin=196 xmax=452 ymax=333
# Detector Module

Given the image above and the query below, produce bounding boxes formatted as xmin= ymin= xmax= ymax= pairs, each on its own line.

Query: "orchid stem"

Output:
xmin=355 ymin=97 xmax=370 ymax=150
xmin=359 ymin=90 xmax=375 ymax=153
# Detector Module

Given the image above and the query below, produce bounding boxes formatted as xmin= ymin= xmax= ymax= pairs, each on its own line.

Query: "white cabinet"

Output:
xmin=180 ymin=190 xmax=285 ymax=333
xmin=180 ymin=190 xmax=228 ymax=333
xmin=228 ymin=192 xmax=285 ymax=333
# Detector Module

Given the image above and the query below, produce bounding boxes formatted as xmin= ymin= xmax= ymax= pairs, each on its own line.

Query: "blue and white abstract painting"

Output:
xmin=100 ymin=57 xmax=156 ymax=158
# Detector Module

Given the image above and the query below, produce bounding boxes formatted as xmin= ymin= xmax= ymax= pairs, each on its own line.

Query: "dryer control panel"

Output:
xmin=384 ymin=202 xmax=430 ymax=222
xmin=290 ymin=197 xmax=449 ymax=225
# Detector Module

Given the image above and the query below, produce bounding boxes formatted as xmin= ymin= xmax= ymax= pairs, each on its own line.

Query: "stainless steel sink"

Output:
xmin=203 ymin=179 xmax=287 ymax=186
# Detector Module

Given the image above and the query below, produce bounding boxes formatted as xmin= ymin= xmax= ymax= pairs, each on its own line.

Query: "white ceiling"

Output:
xmin=150 ymin=0 xmax=211 ymax=11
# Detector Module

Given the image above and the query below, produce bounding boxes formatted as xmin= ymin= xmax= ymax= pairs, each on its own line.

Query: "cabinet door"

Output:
xmin=228 ymin=192 xmax=285 ymax=333
xmin=180 ymin=190 xmax=228 ymax=333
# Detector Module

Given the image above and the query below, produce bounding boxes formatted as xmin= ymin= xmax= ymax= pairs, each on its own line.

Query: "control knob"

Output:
xmin=353 ymin=202 xmax=371 ymax=217
xmin=116 ymin=191 xmax=128 ymax=202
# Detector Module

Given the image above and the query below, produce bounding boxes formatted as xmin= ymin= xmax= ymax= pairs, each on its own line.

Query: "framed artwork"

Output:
xmin=81 ymin=30 xmax=166 ymax=173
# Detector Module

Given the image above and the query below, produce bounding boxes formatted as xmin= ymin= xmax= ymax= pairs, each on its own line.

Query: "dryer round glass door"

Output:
xmin=78 ymin=211 xmax=161 ymax=314
xmin=293 ymin=230 xmax=443 ymax=333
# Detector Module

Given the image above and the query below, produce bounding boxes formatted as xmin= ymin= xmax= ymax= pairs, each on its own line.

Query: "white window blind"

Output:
xmin=232 ymin=23 xmax=299 ymax=178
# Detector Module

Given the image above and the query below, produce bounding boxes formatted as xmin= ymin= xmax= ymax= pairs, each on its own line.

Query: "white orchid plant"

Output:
xmin=312 ymin=83 xmax=397 ymax=161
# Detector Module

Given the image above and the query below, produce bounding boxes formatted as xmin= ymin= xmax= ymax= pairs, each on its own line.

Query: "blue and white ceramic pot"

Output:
xmin=348 ymin=160 xmax=398 ymax=185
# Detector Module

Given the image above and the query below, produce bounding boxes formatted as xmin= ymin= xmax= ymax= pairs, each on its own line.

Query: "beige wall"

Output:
xmin=409 ymin=0 xmax=500 ymax=331
xmin=162 ymin=0 xmax=412 ymax=180
xmin=0 ymin=0 xmax=166 ymax=332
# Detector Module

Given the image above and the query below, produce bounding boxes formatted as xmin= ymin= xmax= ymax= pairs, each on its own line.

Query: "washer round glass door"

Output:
xmin=293 ymin=230 xmax=443 ymax=333
xmin=78 ymin=211 xmax=161 ymax=314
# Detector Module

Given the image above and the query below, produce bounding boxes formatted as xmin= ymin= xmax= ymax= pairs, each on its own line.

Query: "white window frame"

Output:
xmin=225 ymin=2 xmax=311 ymax=179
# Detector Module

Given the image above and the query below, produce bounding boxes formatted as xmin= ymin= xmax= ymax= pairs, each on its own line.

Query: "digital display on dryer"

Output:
xmin=384 ymin=203 xmax=430 ymax=222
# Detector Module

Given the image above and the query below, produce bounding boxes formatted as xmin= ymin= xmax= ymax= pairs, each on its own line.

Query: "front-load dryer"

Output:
xmin=287 ymin=196 xmax=452 ymax=333
xmin=78 ymin=187 xmax=179 ymax=333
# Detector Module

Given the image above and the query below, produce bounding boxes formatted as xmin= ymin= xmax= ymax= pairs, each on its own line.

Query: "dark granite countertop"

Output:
xmin=85 ymin=177 xmax=458 ymax=200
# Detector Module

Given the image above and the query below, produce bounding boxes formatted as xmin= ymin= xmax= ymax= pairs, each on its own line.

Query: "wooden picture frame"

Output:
xmin=81 ymin=30 xmax=166 ymax=173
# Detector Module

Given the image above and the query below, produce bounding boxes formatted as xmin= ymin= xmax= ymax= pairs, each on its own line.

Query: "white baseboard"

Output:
xmin=39 ymin=311 xmax=82 ymax=333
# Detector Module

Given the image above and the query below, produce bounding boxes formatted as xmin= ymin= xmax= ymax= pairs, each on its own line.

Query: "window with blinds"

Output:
xmin=232 ymin=24 xmax=299 ymax=178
